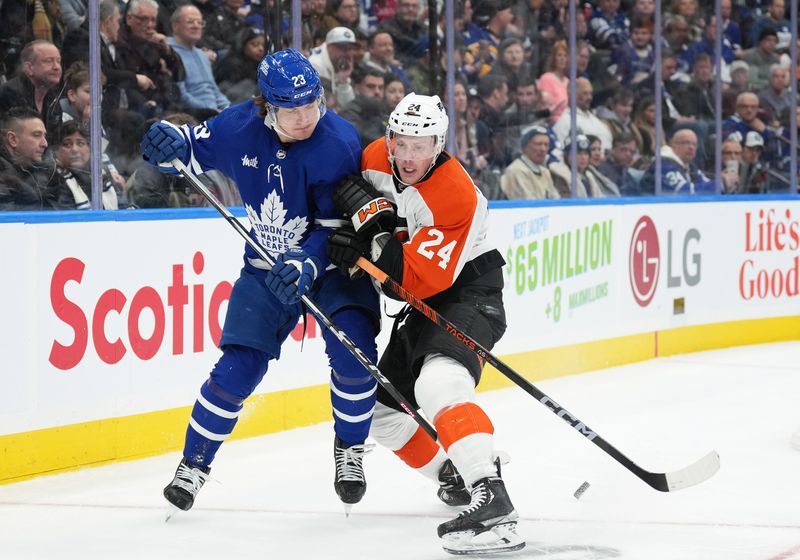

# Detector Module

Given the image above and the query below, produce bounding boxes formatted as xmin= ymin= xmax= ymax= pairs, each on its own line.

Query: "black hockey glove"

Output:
xmin=333 ymin=174 xmax=396 ymax=236
xmin=327 ymin=228 xmax=368 ymax=277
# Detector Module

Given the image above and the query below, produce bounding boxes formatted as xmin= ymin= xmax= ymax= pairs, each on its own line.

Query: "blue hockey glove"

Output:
xmin=140 ymin=120 xmax=188 ymax=171
xmin=265 ymin=249 xmax=320 ymax=304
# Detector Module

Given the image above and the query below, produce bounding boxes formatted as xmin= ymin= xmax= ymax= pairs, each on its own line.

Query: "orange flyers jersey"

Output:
xmin=361 ymin=138 xmax=495 ymax=299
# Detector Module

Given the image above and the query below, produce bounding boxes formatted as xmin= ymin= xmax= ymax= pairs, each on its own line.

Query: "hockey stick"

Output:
xmin=355 ymin=256 xmax=720 ymax=492
xmin=171 ymin=160 xmax=437 ymax=440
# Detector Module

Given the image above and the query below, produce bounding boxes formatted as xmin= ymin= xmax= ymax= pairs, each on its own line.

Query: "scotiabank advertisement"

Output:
xmin=1 ymin=199 xmax=799 ymax=436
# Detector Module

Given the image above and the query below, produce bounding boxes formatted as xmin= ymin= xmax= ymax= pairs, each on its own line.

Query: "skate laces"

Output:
xmin=334 ymin=442 xmax=375 ymax=482
xmin=172 ymin=462 xmax=210 ymax=495
xmin=459 ymin=480 xmax=494 ymax=518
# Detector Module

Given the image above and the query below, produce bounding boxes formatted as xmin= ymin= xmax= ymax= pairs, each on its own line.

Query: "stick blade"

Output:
xmin=663 ymin=450 xmax=720 ymax=491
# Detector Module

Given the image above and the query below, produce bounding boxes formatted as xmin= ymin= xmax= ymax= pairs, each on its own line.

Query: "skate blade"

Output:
xmin=343 ymin=503 xmax=353 ymax=518
xmin=165 ymin=504 xmax=181 ymax=523
xmin=442 ymin=523 xmax=525 ymax=555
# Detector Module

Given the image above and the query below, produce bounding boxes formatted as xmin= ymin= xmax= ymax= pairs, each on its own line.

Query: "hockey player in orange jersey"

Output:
xmin=326 ymin=93 xmax=524 ymax=555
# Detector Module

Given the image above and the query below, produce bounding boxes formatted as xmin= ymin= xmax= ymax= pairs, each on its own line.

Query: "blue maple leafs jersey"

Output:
xmin=178 ymin=101 xmax=362 ymax=272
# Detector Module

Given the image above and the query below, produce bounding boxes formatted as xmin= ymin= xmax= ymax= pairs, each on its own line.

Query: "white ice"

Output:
xmin=2 ymin=341 xmax=799 ymax=560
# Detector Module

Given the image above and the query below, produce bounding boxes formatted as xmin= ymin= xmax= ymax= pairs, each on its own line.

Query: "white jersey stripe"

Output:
xmin=189 ymin=418 xmax=230 ymax=442
xmin=197 ymin=392 xmax=241 ymax=420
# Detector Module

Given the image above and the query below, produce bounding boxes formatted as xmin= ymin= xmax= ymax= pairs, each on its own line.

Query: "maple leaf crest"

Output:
xmin=245 ymin=191 xmax=309 ymax=257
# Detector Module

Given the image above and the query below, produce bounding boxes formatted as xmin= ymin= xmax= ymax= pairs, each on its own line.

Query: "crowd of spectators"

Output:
xmin=0 ymin=0 xmax=798 ymax=210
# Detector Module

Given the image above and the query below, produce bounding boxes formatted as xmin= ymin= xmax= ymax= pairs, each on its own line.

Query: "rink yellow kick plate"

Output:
xmin=1 ymin=314 xmax=798 ymax=484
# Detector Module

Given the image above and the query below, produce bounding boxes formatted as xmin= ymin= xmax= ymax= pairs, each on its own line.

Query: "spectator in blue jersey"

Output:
xmin=720 ymin=0 xmax=742 ymax=52
xmin=140 ymin=49 xmax=382 ymax=514
xmin=167 ymin=4 xmax=230 ymax=112
xmin=679 ymin=16 xmax=735 ymax=79
xmin=748 ymin=0 xmax=790 ymax=52
xmin=609 ymin=16 xmax=655 ymax=87
xmin=641 ymin=128 xmax=714 ymax=195
xmin=461 ymin=0 xmax=513 ymax=83
xmin=722 ymin=92 xmax=771 ymax=156
xmin=587 ymin=0 xmax=630 ymax=51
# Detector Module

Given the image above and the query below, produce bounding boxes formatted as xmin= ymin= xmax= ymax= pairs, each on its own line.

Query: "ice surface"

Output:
xmin=1 ymin=342 xmax=799 ymax=559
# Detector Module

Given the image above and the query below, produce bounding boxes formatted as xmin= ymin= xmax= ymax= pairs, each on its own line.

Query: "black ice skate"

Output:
xmin=437 ymin=456 xmax=506 ymax=507
xmin=163 ymin=458 xmax=210 ymax=518
xmin=437 ymin=459 xmax=471 ymax=507
xmin=437 ymin=477 xmax=525 ymax=555
xmin=333 ymin=436 xmax=374 ymax=515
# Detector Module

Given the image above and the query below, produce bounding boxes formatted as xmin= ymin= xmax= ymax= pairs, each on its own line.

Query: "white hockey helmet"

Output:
xmin=386 ymin=94 xmax=449 ymax=179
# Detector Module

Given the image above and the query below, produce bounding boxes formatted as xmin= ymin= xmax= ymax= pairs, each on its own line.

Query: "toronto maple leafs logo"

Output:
xmin=245 ymin=191 xmax=309 ymax=257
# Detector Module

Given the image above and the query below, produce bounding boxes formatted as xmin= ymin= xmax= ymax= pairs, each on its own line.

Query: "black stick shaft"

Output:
xmin=356 ymin=257 xmax=713 ymax=492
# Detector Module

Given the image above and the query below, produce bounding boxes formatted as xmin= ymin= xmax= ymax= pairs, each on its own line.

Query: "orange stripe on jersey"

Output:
xmin=394 ymin=425 xmax=441 ymax=469
xmin=435 ymin=403 xmax=494 ymax=452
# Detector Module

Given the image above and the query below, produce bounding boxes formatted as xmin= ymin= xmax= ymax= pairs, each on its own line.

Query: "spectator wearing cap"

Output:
xmin=587 ymin=0 xmax=630 ymax=51
xmin=758 ymin=64 xmax=792 ymax=126
xmin=553 ymin=77 xmax=613 ymax=154
xmin=376 ymin=0 xmax=426 ymax=66
xmin=740 ymin=28 xmax=781 ymax=91
xmin=500 ymin=126 xmax=559 ymax=199
xmin=309 ymin=26 xmax=358 ymax=107
xmin=597 ymin=132 xmax=638 ymax=196
xmin=738 ymin=131 xmax=769 ymax=194
xmin=549 ymin=134 xmax=605 ymax=198
xmin=748 ymin=0 xmax=790 ymax=52
xmin=723 ymin=59 xmax=750 ymax=117
xmin=641 ymin=128 xmax=714 ymax=195
xmin=461 ymin=0 xmax=513 ymax=82
xmin=361 ymin=31 xmax=411 ymax=91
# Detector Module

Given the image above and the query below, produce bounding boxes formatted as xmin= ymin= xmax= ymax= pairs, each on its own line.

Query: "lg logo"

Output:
xmin=629 ymin=216 xmax=660 ymax=307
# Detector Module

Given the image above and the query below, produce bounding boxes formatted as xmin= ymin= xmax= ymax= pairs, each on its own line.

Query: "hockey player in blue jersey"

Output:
xmin=139 ymin=49 xmax=380 ymax=513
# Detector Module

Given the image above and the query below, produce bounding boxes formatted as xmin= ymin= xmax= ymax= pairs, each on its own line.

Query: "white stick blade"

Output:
xmin=665 ymin=450 xmax=720 ymax=491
